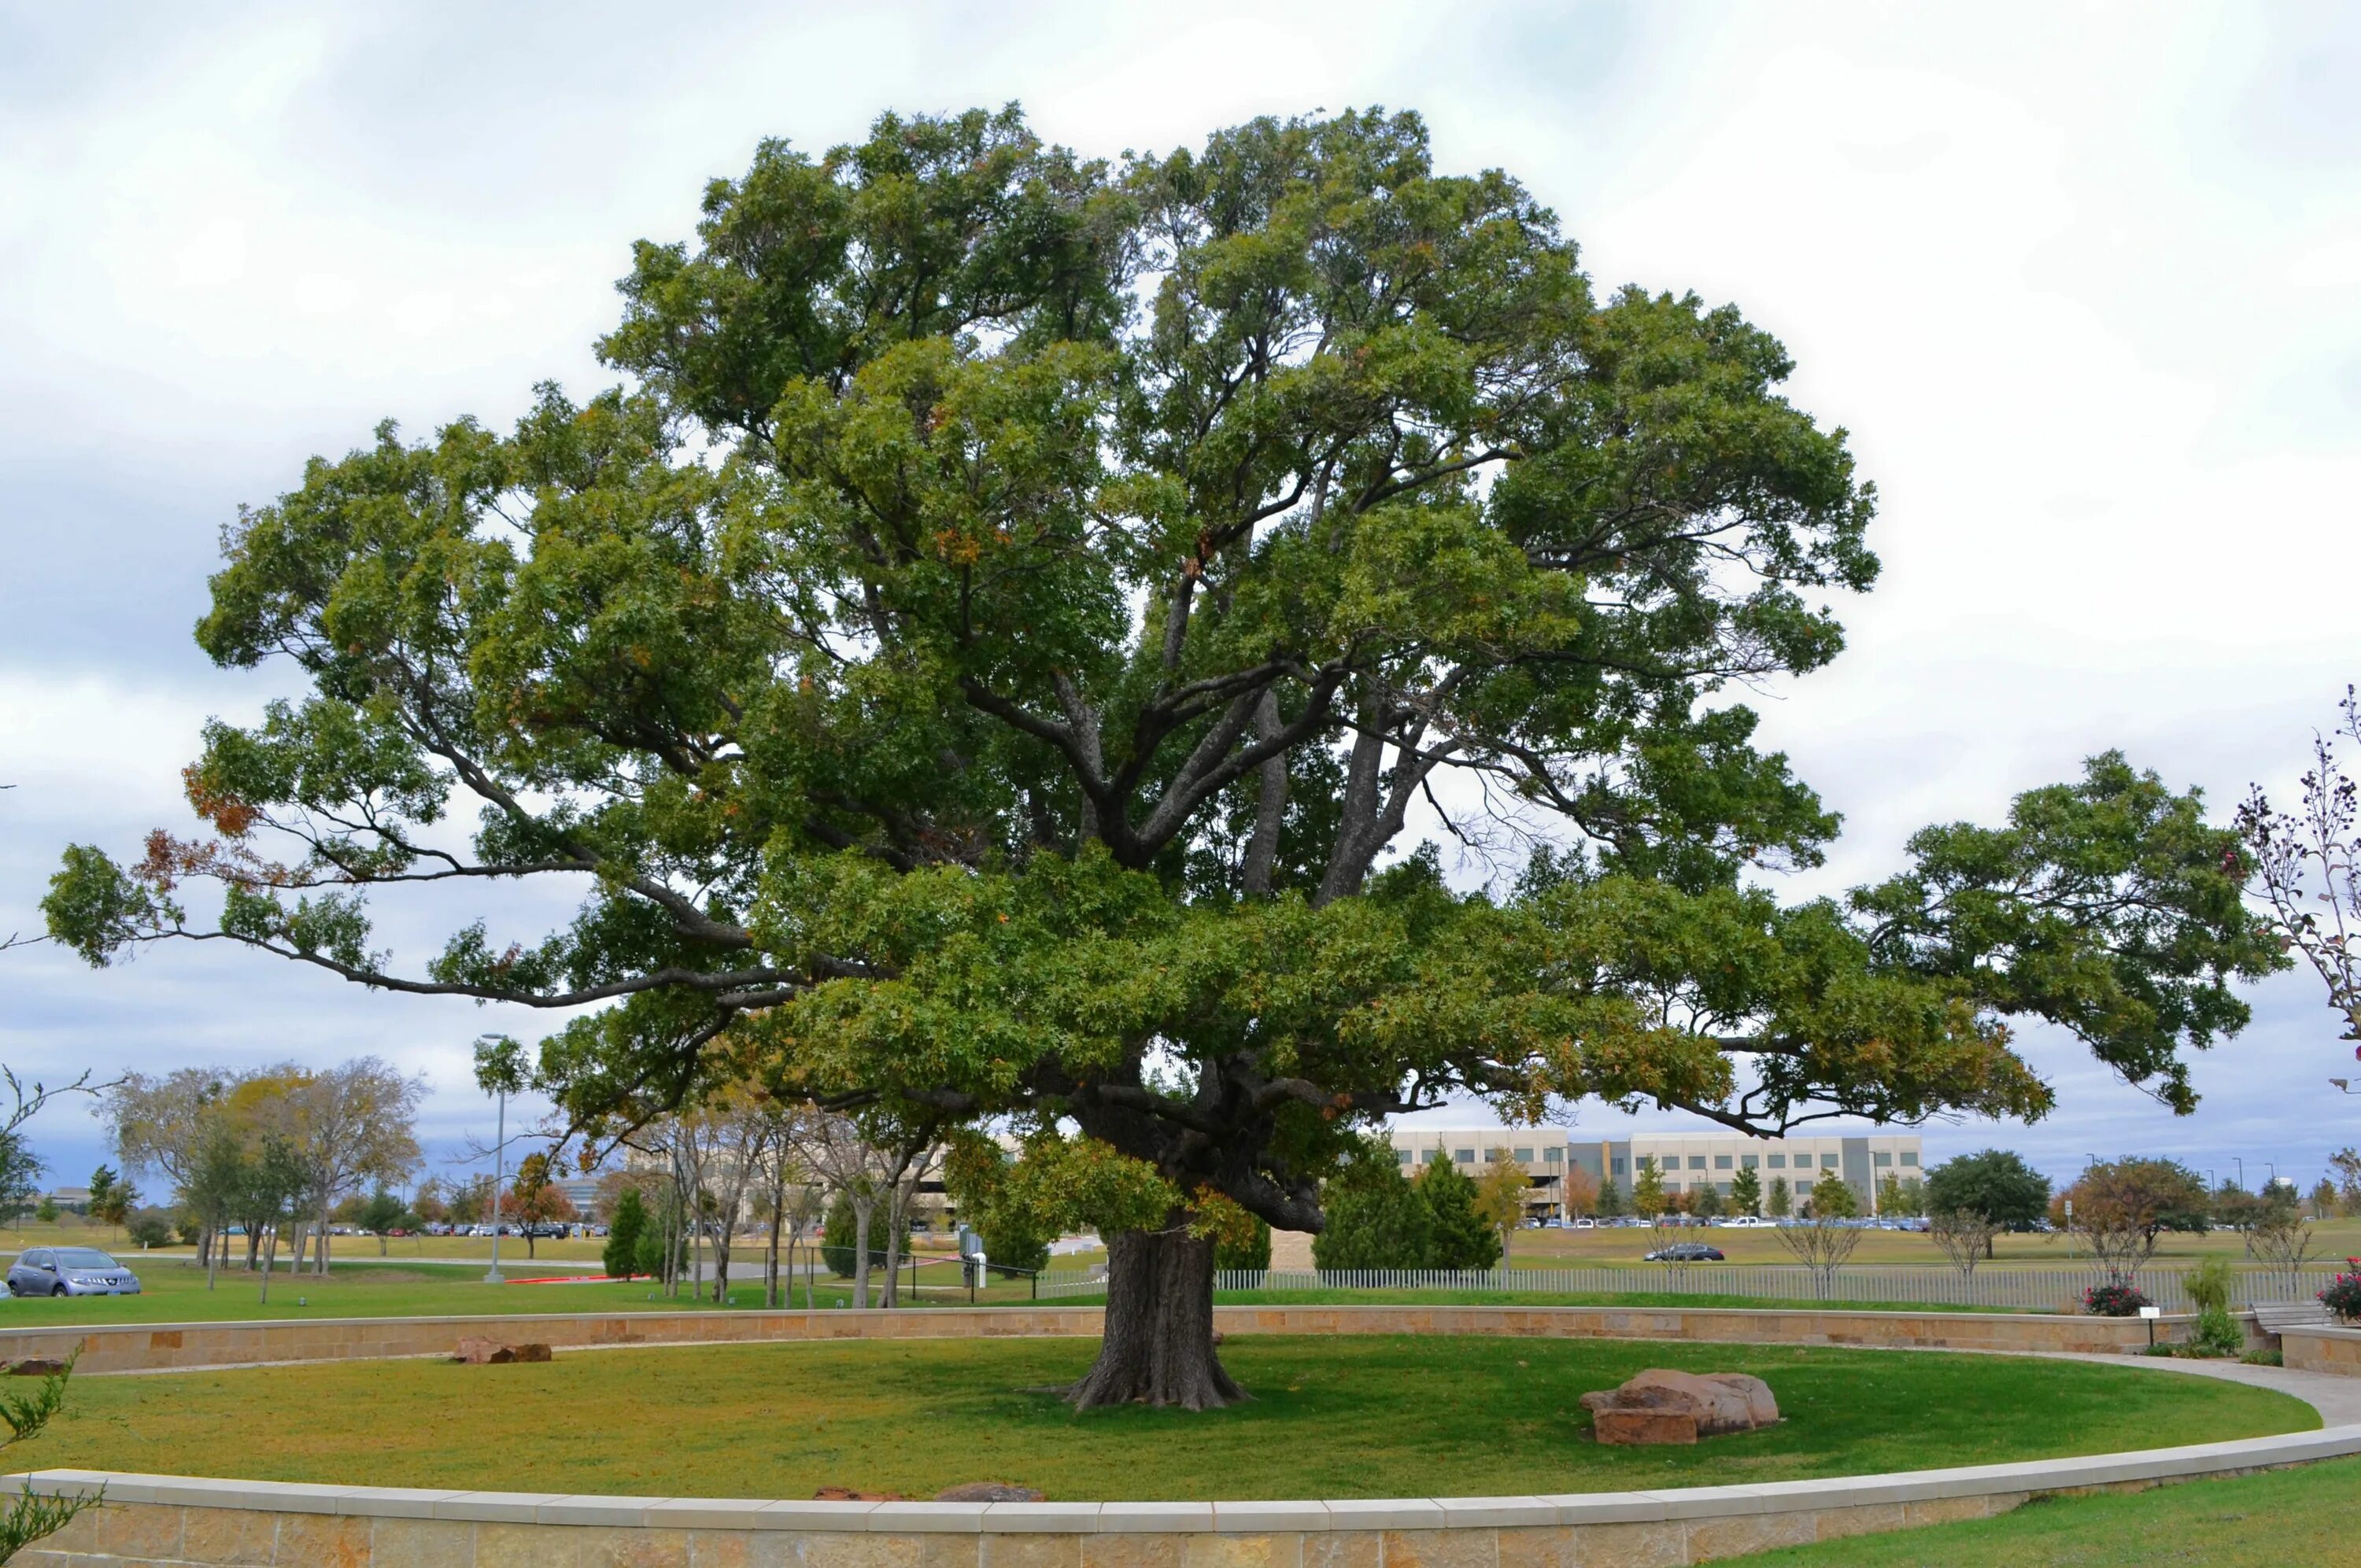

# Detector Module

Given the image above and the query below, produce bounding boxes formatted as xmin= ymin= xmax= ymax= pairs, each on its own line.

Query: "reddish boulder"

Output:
xmin=1580 ymin=1368 xmax=1779 ymax=1443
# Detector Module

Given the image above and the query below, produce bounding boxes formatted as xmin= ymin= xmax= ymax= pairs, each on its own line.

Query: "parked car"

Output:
xmin=1572 ymin=1217 xmax=1596 ymax=1230
xmin=1717 ymin=1216 xmax=1775 ymax=1228
xmin=6 ymin=1248 xmax=142 ymax=1297
xmin=1643 ymin=1242 xmax=1726 ymax=1262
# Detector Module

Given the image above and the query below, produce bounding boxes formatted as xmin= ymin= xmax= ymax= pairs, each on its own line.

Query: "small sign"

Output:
xmin=2137 ymin=1305 xmax=2163 ymax=1319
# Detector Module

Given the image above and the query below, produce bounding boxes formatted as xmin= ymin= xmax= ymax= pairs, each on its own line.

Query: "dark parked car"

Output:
xmin=1643 ymin=1242 xmax=1726 ymax=1263
xmin=7 ymin=1248 xmax=142 ymax=1297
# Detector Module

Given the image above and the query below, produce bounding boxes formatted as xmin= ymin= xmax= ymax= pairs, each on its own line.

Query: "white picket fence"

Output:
xmin=1035 ymin=1263 xmax=2345 ymax=1312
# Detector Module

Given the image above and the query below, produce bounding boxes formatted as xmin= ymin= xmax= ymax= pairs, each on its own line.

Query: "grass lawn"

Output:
xmin=1503 ymin=1217 xmax=2361 ymax=1271
xmin=12 ymin=1335 xmax=2314 ymax=1501
xmin=0 ymin=1264 xmax=2067 ymax=1327
xmin=1726 ymin=1455 xmax=2361 ymax=1566
xmin=1193 ymin=1287 xmax=2033 ymax=1314
xmin=0 ymin=1259 xmax=1063 ymax=1326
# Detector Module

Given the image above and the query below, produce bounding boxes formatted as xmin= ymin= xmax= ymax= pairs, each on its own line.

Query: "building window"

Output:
xmin=1901 ymin=1152 xmax=1919 ymax=1167
xmin=1741 ymin=1154 xmax=1759 ymax=1169
xmin=1514 ymin=1147 xmax=1535 ymax=1163
xmin=1768 ymin=1154 xmax=1786 ymax=1168
xmin=1611 ymin=1158 xmax=1627 ymax=1175
xmin=1687 ymin=1156 xmax=1706 ymax=1171
xmin=1714 ymin=1154 xmax=1733 ymax=1170
xmin=1544 ymin=1148 xmax=1563 ymax=1164
xmin=1396 ymin=1148 xmax=1413 ymax=1164
xmin=1822 ymin=1154 xmax=1839 ymax=1168
xmin=1718 ymin=1182 xmax=1733 ymax=1197
xmin=1873 ymin=1151 xmax=1892 ymax=1167
xmin=1455 ymin=1149 xmax=1475 ymax=1164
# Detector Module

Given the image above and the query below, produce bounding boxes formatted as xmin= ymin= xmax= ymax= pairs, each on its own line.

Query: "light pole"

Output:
xmin=2235 ymin=1157 xmax=2244 ymax=1191
xmin=474 ymin=1035 xmax=527 ymax=1286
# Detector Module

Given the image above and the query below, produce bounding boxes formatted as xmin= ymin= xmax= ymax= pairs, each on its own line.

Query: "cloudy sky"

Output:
xmin=3 ymin=2 xmax=2357 ymax=1201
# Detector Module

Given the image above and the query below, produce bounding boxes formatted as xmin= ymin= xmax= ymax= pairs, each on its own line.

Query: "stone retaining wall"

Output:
xmin=2283 ymin=1323 xmax=2361 ymax=1377
xmin=17 ymin=1425 xmax=2361 ymax=1568
xmin=0 ymin=1302 xmax=2182 ymax=1377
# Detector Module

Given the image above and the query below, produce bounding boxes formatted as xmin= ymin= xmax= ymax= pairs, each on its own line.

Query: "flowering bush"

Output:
xmin=2320 ymin=1260 xmax=2361 ymax=1324
xmin=2082 ymin=1282 xmax=2153 ymax=1317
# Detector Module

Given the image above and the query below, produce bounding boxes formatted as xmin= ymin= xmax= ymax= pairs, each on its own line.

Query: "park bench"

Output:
xmin=2251 ymin=1299 xmax=2334 ymax=1335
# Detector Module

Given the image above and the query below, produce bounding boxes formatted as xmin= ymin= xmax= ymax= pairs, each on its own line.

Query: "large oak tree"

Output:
xmin=47 ymin=107 xmax=2280 ymax=1408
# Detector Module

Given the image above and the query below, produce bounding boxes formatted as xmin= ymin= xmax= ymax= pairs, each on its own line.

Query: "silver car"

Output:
xmin=6 ymin=1248 xmax=142 ymax=1297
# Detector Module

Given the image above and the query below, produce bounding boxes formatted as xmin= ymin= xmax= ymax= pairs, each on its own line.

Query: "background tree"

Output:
xmin=84 ymin=1168 xmax=116 ymax=1234
xmin=1559 ymin=1163 xmax=1599 ymax=1219
xmin=1765 ymin=1175 xmax=1792 ymax=1219
xmin=1729 ymin=1164 xmax=1761 ymax=1217
xmin=504 ymin=1153 xmax=578 ymax=1260
xmin=1776 ymin=1187 xmax=1864 ymax=1295
xmin=30 ymin=1197 xmax=55 ymax=1227
xmin=124 ymin=1208 xmax=175 ymax=1250
xmin=1310 ymin=1144 xmax=1435 ymax=1271
xmin=1690 ymin=1182 xmax=1725 ymax=1219
xmin=2307 ymin=1177 xmax=2340 ymax=1221
xmin=2247 ymin=1205 xmax=2322 ymax=1292
xmin=604 ymin=1187 xmax=649 ymax=1278
xmin=42 ymin=105 xmax=2285 ymax=1409
xmin=1473 ymin=1152 xmax=1529 ymax=1262
xmin=1417 ymin=1155 xmax=1502 ymax=1271
xmin=1930 ymin=1210 xmax=1998 ymax=1278
xmin=1874 ymin=1172 xmax=1905 ymax=1217
xmin=1924 ymin=1149 xmax=2051 ymax=1257
xmin=357 ymin=1188 xmax=408 ymax=1255
xmin=1805 ymin=1168 xmax=1860 ymax=1220
xmin=2332 ymin=1147 xmax=2361 ymax=1215
xmin=1631 ymin=1158 xmax=1668 ymax=1223
xmin=1594 ymin=1176 xmax=1624 ymax=1220
xmin=2063 ymin=1157 xmax=2210 ymax=1287
xmin=2238 ymin=687 xmax=2361 ymax=1045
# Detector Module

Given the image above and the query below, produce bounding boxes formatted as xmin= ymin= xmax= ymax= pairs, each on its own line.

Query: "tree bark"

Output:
xmin=1067 ymin=1225 xmax=1245 ymax=1411
xmin=852 ymin=1198 xmax=873 ymax=1309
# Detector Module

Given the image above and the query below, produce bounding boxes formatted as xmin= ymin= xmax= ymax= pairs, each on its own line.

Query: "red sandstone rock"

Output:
xmin=451 ymin=1337 xmax=552 ymax=1364
xmin=1579 ymin=1367 xmax=1779 ymax=1441
xmin=1593 ymin=1408 xmax=1700 ymax=1445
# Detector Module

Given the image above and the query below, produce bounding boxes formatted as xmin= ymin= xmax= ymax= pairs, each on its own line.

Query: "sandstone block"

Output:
xmin=1592 ymin=1408 xmax=1698 ymax=1445
xmin=453 ymin=1336 xmax=554 ymax=1363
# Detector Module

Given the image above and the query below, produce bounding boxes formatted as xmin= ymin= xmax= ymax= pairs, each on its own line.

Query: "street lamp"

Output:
xmin=473 ymin=1034 xmax=527 ymax=1285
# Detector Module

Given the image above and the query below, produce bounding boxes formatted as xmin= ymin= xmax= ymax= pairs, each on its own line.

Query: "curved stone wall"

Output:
xmin=6 ymin=1304 xmax=2355 ymax=1566
xmin=16 ymin=1423 xmax=2361 ymax=1568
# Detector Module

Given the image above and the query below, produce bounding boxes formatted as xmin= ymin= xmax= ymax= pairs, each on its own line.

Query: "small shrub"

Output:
xmin=2082 ymin=1282 xmax=2152 ymax=1316
xmin=2241 ymin=1348 xmax=2285 ymax=1367
xmin=2192 ymin=1304 xmax=2243 ymax=1356
xmin=124 ymin=1208 xmax=176 ymax=1250
xmin=2320 ymin=1258 xmax=2361 ymax=1324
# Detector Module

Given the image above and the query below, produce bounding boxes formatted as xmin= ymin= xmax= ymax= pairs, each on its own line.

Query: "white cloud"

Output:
xmin=2 ymin=0 xmax=2356 ymax=1193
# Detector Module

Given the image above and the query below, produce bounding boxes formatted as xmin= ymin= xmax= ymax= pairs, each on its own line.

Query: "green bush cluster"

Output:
xmin=1312 ymin=1149 xmax=1503 ymax=1271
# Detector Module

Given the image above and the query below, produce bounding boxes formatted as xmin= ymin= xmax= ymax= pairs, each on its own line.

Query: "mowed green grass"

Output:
xmin=1725 ymin=1456 xmax=2361 ymax=1567
xmin=0 ymin=1259 xmax=1055 ymax=1326
xmin=14 ymin=1336 xmax=2314 ymax=1501
xmin=0 ymin=1263 xmax=2073 ymax=1328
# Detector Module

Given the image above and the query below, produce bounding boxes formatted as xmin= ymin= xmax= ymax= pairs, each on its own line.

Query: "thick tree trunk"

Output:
xmin=1068 ymin=1226 xmax=1245 ymax=1411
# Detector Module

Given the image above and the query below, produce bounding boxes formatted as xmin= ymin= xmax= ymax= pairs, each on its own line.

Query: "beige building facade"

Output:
xmin=1387 ymin=1127 xmax=1926 ymax=1217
